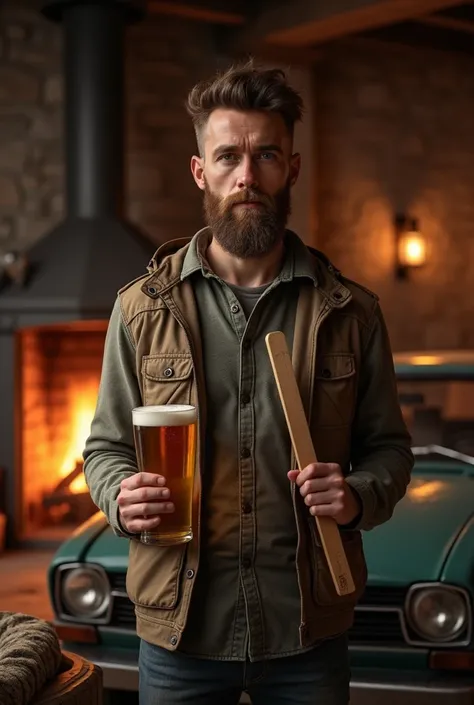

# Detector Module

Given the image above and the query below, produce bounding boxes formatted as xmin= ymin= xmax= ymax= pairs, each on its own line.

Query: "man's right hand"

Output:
xmin=117 ymin=472 xmax=174 ymax=533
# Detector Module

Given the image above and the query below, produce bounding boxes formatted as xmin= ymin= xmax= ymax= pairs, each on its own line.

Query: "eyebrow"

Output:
xmin=212 ymin=144 xmax=283 ymax=158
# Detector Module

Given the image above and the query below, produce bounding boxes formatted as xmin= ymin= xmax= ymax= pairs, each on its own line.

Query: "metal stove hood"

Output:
xmin=0 ymin=0 xmax=153 ymax=320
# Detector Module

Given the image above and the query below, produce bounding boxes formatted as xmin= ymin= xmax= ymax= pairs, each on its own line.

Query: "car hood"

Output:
xmin=84 ymin=517 xmax=130 ymax=572
xmin=363 ymin=466 xmax=474 ymax=585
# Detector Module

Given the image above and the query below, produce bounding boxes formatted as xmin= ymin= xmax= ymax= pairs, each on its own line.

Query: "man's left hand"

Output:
xmin=288 ymin=463 xmax=361 ymax=526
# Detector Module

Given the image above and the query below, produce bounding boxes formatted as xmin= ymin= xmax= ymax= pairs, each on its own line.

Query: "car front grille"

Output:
xmin=111 ymin=596 xmax=137 ymax=627
xmin=349 ymin=609 xmax=404 ymax=645
xmin=107 ymin=574 xmax=407 ymax=646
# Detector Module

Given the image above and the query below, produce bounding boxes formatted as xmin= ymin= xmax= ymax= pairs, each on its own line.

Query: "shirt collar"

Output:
xmin=181 ymin=227 xmax=317 ymax=286
xmin=181 ymin=227 xmax=212 ymax=280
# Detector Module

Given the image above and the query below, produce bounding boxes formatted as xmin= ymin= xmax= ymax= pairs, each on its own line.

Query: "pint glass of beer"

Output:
xmin=132 ymin=404 xmax=197 ymax=546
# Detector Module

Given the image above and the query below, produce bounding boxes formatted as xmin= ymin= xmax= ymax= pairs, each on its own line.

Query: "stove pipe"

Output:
xmin=43 ymin=0 xmax=145 ymax=220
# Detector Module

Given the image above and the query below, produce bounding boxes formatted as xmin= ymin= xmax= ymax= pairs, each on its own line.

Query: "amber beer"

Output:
xmin=132 ymin=404 xmax=197 ymax=546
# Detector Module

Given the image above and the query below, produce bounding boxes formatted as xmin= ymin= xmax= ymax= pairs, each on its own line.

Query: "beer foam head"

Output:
xmin=132 ymin=404 xmax=196 ymax=427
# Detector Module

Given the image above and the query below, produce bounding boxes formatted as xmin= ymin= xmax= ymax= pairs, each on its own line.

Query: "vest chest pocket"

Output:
xmin=142 ymin=354 xmax=193 ymax=407
xmin=313 ymin=353 xmax=356 ymax=428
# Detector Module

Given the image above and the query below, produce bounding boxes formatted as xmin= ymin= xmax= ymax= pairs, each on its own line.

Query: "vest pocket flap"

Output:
xmin=127 ymin=541 xmax=187 ymax=610
xmin=142 ymin=354 xmax=193 ymax=382
xmin=316 ymin=353 xmax=355 ymax=380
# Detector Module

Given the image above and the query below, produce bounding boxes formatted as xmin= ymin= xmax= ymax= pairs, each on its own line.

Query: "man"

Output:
xmin=83 ymin=61 xmax=413 ymax=705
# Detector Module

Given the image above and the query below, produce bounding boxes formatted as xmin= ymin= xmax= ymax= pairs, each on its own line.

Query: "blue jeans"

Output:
xmin=139 ymin=633 xmax=350 ymax=705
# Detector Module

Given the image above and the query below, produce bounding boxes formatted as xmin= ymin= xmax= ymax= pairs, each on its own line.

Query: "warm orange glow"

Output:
xmin=398 ymin=231 xmax=427 ymax=268
xmin=407 ymin=479 xmax=448 ymax=502
xmin=18 ymin=321 xmax=107 ymax=540
xmin=409 ymin=355 xmax=444 ymax=365
xmin=59 ymin=379 xmax=99 ymax=493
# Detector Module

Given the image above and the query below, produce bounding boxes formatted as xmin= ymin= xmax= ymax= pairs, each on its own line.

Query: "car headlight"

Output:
xmin=61 ymin=566 xmax=110 ymax=619
xmin=407 ymin=585 xmax=468 ymax=642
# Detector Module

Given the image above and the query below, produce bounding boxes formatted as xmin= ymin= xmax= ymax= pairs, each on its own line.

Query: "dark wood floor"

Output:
xmin=0 ymin=549 xmax=55 ymax=621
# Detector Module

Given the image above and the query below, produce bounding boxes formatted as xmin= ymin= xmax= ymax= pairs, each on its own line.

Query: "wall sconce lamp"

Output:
xmin=395 ymin=215 xmax=427 ymax=279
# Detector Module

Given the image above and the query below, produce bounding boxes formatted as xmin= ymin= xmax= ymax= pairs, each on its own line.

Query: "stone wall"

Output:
xmin=316 ymin=38 xmax=474 ymax=351
xmin=0 ymin=0 xmax=218 ymax=252
xmin=0 ymin=1 xmax=64 ymax=249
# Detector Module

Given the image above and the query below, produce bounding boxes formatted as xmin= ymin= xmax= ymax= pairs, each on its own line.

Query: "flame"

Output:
xmin=59 ymin=380 xmax=99 ymax=493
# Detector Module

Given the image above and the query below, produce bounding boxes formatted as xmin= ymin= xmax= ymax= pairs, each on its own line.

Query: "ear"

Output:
xmin=191 ymin=155 xmax=206 ymax=191
xmin=289 ymin=152 xmax=301 ymax=187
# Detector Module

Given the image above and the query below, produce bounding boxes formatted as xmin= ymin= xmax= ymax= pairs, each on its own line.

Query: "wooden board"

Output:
xmin=265 ymin=331 xmax=355 ymax=596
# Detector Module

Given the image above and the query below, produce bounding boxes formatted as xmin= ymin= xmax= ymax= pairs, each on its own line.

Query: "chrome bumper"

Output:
xmin=63 ymin=644 xmax=474 ymax=704
xmin=350 ymin=669 xmax=474 ymax=705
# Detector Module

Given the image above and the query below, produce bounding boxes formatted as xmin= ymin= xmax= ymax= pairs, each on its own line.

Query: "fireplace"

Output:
xmin=0 ymin=0 xmax=153 ymax=548
xmin=16 ymin=320 xmax=107 ymax=541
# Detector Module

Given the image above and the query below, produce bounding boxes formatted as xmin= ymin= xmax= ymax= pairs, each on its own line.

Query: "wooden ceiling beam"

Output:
xmin=416 ymin=14 xmax=474 ymax=33
xmin=147 ymin=1 xmax=245 ymax=26
xmin=230 ymin=0 xmax=473 ymax=48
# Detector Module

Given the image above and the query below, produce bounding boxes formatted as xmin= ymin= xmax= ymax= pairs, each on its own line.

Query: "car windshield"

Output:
xmin=398 ymin=378 xmax=474 ymax=458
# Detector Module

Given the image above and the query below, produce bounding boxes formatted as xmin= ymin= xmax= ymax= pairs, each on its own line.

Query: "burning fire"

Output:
xmin=59 ymin=380 xmax=99 ymax=493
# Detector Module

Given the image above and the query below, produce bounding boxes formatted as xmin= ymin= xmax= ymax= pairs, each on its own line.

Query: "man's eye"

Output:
xmin=218 ymin=154 xmax=238 ymax=162
xmin=259 ymin=152 xmax=276 ymax=160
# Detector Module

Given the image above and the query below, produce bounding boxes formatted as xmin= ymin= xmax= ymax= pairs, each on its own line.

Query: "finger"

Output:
xmin=299 ymin=478 xmax=331 ymax=496
xmin=295 ymin=463 xmax=333 ymax=486
xmin=295 ymin=463 xmax=318 ymax=486
xmin=120 ymin=473 xmax=166 ymax=491
xmin=118 ymin=486 xmax=171 ymax=506
xmin=304 ymin=489 xmax=343 ymax=507
xmin=309 ymin=500 xmax=344 ymax=517
xmin=120 ymin=502 xmax=175 ymax=519
xmin=299 ymin=474 xmax=344 ymax=496
xmin=287 ymin=470 xmax=299 ymax=482
xmin=298 ymin=463 xmax=343 ymax=487
xmin=125 ymin=515 xmax=162 ymax=533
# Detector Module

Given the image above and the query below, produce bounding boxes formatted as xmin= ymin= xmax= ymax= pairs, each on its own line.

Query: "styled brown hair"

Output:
xmin=186 ymin=59 xmax=303 ymax=155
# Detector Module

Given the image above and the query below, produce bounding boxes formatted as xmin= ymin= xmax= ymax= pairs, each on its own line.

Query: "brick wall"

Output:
xmin=316 ymin=38 xmax=474 ymax=351
xmin=124 ymin=15 xmax=217 ymax=244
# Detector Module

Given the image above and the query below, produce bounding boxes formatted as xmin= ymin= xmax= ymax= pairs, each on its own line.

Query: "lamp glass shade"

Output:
xmin=398 ymin=231 xmax=426 ymax=268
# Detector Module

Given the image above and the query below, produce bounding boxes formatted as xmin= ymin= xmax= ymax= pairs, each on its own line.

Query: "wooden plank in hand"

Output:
xmin=265 ymin=330 xmax=355 ymax=596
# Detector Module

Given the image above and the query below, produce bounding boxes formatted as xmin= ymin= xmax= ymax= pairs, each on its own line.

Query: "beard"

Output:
xmin=203 ymin=180 xmax=292 ymax=259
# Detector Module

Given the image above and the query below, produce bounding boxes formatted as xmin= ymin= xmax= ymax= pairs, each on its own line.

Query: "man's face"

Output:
xmin=191 ymin=109 xmax=301 ymax=258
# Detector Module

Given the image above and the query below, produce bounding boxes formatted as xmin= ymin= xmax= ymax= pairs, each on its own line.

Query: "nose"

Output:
xmin=236 ymin=157 xmax=258 ymax=190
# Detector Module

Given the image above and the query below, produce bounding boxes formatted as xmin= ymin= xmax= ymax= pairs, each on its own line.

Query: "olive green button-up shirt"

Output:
xmin=177 ymin=230 xmax=318 ymax=662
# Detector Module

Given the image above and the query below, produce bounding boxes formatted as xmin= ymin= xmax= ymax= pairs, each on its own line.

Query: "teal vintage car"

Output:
xmin=48 ymin=351 xmax=474 ymax=704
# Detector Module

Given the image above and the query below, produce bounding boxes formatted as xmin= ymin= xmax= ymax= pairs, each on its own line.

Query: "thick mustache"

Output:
xmin=225 ymin=190 xmax=271 ymax=207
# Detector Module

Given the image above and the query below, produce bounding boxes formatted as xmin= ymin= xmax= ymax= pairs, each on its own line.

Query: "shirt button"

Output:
xmin=230 ymin=303 xmax=240 ymax=314
xmin=240 ymin=447 xmax=251 ymax=459
xmin=241 ymin=394 xmax=251 ymax=405
xmin=334 ymin=291 xmax=343 ymax=300
xmin=170 ymin=635 xmax=178 ymax=646
xmin=242 ymin=558 xmax=251 ymax=570
xmin=186 ymin=569 xmax=195 ymax=579
xmin=242 ymin=502 xmax=252 ymax=514
xmin=321 ymin=368 xmax=332 ymax=379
